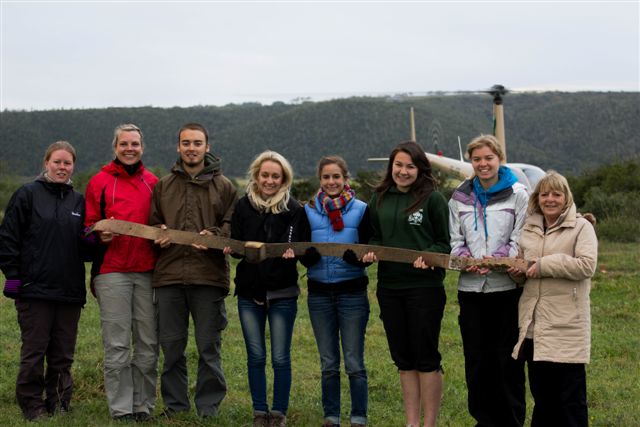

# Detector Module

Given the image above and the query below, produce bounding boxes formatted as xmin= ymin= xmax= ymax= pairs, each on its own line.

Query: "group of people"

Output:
xmin=0 ymin=122 xmax=597 ymax=427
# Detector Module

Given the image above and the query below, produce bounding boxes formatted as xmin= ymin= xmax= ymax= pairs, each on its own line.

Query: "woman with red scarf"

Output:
xmin=301 ymin=156 xmax=372 ymax=427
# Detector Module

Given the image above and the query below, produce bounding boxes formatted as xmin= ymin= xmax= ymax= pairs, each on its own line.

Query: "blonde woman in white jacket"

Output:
xmin=510 ymin=171 xmax=597 ymax=427
xmin=448 ymin=135 xmax=528 ymax=427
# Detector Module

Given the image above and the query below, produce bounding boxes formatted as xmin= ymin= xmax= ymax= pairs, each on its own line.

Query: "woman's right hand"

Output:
xmin=223 ymin=246 xmax=233 ymax=255
xmin=361 ymin=251 xmax=378 ymax=263
xmin=465 ymin=255 xmax=492 ymax=275
xmin=98 ymin=216 xmax=119 ymax=243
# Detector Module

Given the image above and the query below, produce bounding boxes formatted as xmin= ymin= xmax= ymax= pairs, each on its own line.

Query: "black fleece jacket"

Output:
xmin=0 ymin=177 xmax=87 ymax=304
xmin=230 ymin=195 xmax=308 ymax=302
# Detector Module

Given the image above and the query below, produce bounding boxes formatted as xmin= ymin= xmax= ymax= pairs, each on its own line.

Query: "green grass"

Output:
xmin=0 ymin=241 xmax=638 ymax=426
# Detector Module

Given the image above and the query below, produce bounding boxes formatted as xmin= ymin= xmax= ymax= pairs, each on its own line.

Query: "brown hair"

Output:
xmin=317 ymin=155 xmax=350 ymax=179
xmin=375 ymin=140 xmax=437 ymax=214
xmin=43 ymin=140 xmax=76 ymax=164
xmin=178 ymin=122 xmax=209 ymax=144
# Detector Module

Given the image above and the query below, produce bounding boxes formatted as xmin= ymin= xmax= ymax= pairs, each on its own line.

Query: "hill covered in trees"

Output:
xmin=1 ymin=92 xmax=638 ymax=178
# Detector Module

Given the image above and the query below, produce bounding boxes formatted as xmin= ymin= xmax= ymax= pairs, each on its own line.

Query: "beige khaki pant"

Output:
xmin=95 ymin=272 xmax=158 ymax=417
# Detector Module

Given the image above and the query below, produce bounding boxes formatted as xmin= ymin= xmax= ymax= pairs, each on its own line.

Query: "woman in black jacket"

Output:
xmin=0 ymin=141 xmax=87 ymax=421
xmin=224 ymin=151 xmax=307 ymax=427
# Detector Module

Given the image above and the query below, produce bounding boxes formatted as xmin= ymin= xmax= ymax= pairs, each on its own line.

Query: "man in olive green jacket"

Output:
xmin=149 ymin=123 xmax=238 ymax=418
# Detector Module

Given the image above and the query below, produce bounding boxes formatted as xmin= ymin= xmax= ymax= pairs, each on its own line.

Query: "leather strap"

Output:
xmin=90 ymin=219 xmax=528 ymax=272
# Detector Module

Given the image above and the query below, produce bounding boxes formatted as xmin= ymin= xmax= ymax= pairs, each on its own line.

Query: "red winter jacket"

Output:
xmin=85 ymin=161 xmax=158 ymax=274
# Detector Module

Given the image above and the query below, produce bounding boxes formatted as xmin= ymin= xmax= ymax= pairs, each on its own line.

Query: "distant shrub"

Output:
xmin=581 ymin=187 xmax=638 ymax=220
xmin=573 ymin=160 xmax=640 ymax=242
xmin=0 ymin=175 xmax=24 ymax=216
xmin=582 ymin=187 xmax=640 ymax=243
xmin=596 ymin=217 xmax=640 ymax=243
xmin=291 ymin=177 xmax=319 ymax=203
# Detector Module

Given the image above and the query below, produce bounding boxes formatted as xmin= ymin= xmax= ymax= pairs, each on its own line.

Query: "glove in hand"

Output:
xmin=3 ymin=279 xmax=21 ymax=299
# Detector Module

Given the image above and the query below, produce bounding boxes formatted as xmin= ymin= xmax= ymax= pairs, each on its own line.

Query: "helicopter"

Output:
xmin=369 ymin=84 xmax=546 ymax=191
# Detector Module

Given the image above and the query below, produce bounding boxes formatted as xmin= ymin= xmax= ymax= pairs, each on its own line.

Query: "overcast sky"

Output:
xmin=1 ymin=1 xmax=638 ymax=110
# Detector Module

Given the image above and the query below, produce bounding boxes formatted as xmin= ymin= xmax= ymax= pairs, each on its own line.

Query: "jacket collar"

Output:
xmin=36 ymin=174 xmax=73 ymax=194
xmin=525 ymin=203 xmax=577 ymax=234
xmin=172 ymin=152 xmax=221 ymax=180
xmin=102 ymin=160 xmax=145 ymax=177
xmin=452 ymin=178 xmax=515 ymax=206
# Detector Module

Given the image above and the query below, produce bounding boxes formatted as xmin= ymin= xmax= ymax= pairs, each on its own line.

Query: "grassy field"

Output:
xmin=0 ymin=241 xmax=638 ymax=426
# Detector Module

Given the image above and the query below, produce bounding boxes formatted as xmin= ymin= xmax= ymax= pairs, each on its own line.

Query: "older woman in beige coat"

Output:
xmin=510 ymin=171 xmax=597 ymax=427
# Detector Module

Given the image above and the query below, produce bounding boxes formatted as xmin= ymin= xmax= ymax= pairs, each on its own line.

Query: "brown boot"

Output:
xmin=268 ymin=410 xmax=286 ymax=427
xmin=253 ymin=411 xmax=269 ymax=427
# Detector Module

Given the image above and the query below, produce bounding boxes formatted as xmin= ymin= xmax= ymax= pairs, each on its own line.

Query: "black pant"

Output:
xmin=523 ymin=339 xmax=588 ymax=427
xmin=377 ymin=286 xmax=446 ymax=372
xmin=15 ymin=299 xmax=82 ymax=419
xmin=458 ymin=289 xmax=525 ymax=427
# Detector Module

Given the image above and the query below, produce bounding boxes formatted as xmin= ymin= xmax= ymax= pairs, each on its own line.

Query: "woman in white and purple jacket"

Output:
xmin=448 ymin=135 xmax=529 ymax=427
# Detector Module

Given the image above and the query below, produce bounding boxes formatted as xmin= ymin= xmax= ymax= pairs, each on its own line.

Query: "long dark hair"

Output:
xmin=375 ymin=140 xmax=437 ymax=214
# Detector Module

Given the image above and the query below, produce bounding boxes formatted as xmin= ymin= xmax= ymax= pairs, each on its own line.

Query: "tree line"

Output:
xmin=1 ymin=92 xmax=638 ymax=180
xmin=1 ymin=159 xmax=637 ymax=242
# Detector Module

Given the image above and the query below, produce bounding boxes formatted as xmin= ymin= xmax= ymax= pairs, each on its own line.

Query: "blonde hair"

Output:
xmin=246 ymin=151 xmax=293 ymax=214
xmin=112 ymin=123 xmax=143 ymax=148
xmin=466 ymin=134 xmax=505 ymax=162
xmin=527 ymin=170 xmax=574 ymax=215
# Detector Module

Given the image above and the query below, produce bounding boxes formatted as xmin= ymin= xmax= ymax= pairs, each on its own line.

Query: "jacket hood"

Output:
xmin=36 ymin=174 xmax=74 ymax=193
xmin=472 ymin=166 xmax=518 ymax=208
xmin=172 ymin=152 xmax=221 ymax=179
xmin=549 ymin=203 xmax=577 ymax=231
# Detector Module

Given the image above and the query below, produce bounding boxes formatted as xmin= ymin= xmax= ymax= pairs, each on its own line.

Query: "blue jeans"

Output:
xmin=237 ymin=296 xmax=297 ymax=415
xmin=308 ymin=290 xmax=370 ymax=426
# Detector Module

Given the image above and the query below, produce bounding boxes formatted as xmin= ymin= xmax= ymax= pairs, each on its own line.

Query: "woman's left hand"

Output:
xmin=526 ymin=259 xmax=540 ymax=278
xmin=413 ymin=256 xmax=435 ymax=270
xmin=507 ymin=266 xmax=525 ymax=277
xmin=191 ymin=229 xmax=212 ymax=251
xmin=282 ymin=248 xmax=295 ymax=259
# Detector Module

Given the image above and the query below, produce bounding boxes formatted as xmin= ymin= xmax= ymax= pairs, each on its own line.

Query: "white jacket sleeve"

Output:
xmin=506 ymin=187 xmax=529 ymax=257
xmin=448 ymin=198 xmax=470 ymax=257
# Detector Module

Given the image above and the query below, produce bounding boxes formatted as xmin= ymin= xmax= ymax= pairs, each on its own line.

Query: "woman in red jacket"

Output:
xmin=85 ymin=124 xmax=159 ymax=422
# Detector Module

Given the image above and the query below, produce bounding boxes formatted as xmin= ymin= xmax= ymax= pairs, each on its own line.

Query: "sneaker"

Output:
xmin=112 ymin=413 xmax=134 ymax=422
xmin=322 ymin=421 xmax=340 ymax=427
xmin=268 ymin=410 xmax=286 ymax=427
xmin=46 ymin=401 xmax=71 ymax=416
xmin=351 ymin=424 xmax=366 ymax=427
xmin=24 ymin=407 xmax=48 ymax=421
xmin=133 ymin=411 xmax=153 ymax=422
xmin=253 ymin=411 xmax=269 ymax=427
xmin=59 ymin=403 xmax=70 ymax=415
